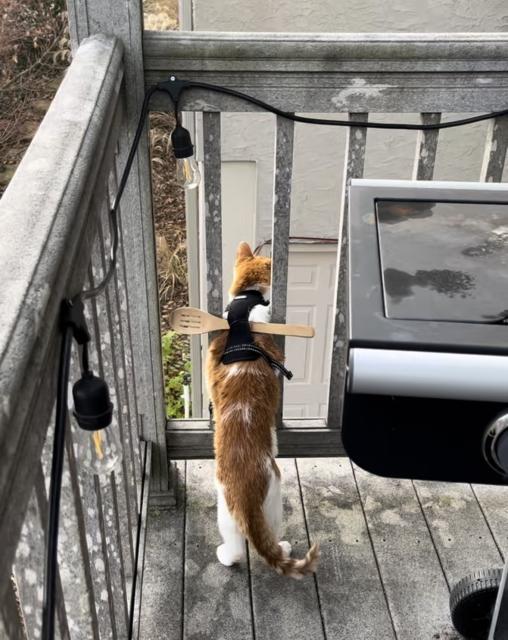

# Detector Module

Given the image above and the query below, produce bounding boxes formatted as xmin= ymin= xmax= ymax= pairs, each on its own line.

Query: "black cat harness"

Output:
xmin=221 ymin=289 xmax=293 ymax=380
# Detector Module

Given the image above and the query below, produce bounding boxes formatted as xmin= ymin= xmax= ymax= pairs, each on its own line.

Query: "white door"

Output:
xmin=283 ymin=245 xmax=337 ymax=418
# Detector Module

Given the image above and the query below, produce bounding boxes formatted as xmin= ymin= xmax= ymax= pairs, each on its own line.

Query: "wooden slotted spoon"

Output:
xmin=170 ymin=307 xmax=315 ymax=338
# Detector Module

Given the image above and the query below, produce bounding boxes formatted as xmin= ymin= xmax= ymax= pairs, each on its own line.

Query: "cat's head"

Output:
xmin=229 ymin=241 xmax=271 ymax=297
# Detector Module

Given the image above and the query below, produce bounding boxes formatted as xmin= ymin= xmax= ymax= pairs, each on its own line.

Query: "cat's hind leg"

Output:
xmin=216 ymin=483 xmax=246 ymax=566
xmin=263 ymin=463 xmax=292 ymax=557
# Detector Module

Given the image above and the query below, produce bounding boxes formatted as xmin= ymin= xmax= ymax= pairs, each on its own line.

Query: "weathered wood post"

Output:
xmin=67 ymin=0 xmax=170 ymax=503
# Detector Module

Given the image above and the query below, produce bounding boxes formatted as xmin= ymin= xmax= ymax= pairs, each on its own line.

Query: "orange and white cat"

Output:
xmin=206 ymin=241 xmax=319 ymax=578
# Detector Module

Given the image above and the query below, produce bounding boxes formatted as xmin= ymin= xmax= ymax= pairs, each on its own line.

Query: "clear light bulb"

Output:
xmin=72 ymin=371 xmax=122 ymax=476
xmin=74 ymin=423 xmax=122 ymax=475
xmin=175 ymin=156 xmax=201 ymax=190
xmin=171 ymin=123 xmax=201 ymax=191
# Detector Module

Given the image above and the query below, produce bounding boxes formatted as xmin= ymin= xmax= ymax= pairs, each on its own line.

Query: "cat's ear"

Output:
xmin=236 ymin=241 xmax=253 ymax=263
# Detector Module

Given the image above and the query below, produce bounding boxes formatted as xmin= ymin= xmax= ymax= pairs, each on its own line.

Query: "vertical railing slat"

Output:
xmin=117 ymin=211 xmax=144 ymax=473
xmin=64 ymin=426 xmax=101 ymax=640
xmin=12 ymin=481 xmax=46 ymax=640
xmin=412 ymin=112 xmax=441 ymax=180
xmin=327 ymin=113 xmax=368 ymax=429
xmin=203 ymin=112 xmax=223 ymax=317
xmin=271 ymin=116 xmax=295 ymax=426
xmin=87 ymin=240 xmax=132 ymax=635
xmin=78 ymin=297 xmax=120 ymax=639
xmin=109 ymin=167 xmax=144 ymax=477
xmin=480 ymin=115 xmax=508 ymax=182
xmin=129 ymin=442 xmax=151 ymax=640
xmin=13 ymin=459 xmax=71 ymax=640
xmin=183 ymin=111 xmax=204 ymax=418
xmin=99 ymin=201 xmax=141 ymax=515
xmin=1 ymin=578 xmax=26 ymax=640
xmin=104 ymin=221 xmax=142 ymax=507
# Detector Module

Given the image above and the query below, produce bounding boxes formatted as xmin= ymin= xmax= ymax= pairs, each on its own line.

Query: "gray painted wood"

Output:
xmin=353 ymin=465 xmax=455 ymax=640
xmin=167 ymin=419 xmax=345 ymax=459
xmin=139 ymin=461 xmax=185 ymax=640
xmin=68 ymin=0 xmax=169 ymax=498
xmin=68 ymin=342 xmax=116 ymax=640
xmin=472 ymin=483 xmax=508 ymax=560
xmin=13 ymin=482 xmax=48 ymax=640
xmin=248 ymin=459 xmax=324 ymax=640
xmin=116 ymin=205 xmax=143 ymax=473
xmin=1 ymin=579 xmax=25 ymax=640
xmin=203 ymin=112 xmax=224 ymax=317
xmin=144 ymin=32 xmax=508 ymax=113
xmin=271 ymin=117 xmax=294 ymax=327
xmin=98 ymin=205 xmax=140 ymax=516
xmin=131 ymin=442 xmax=152 ymax=640
xmin=182 ymin=112 xmax=204 ymax=419
xmin=33 ymin=464 xmax=71 ymax=640
xmin=271 ymin=117 xmax=294 ymax=425
xmin=412 ymin=113 xmax=441 ymax=180
xmin=413 ymin=481 xmax=502 ymax=588
xmin=184 ymin=460 xmax=253 ymax=640
xmin=480 ymin=115 xmax=508 ymax=182
xmin=327 ymin=114 xmax=368 ymax=430
xmin=106 ymin=171 xmax=143 ymax=492
xmin=95 ymin=475 xmax=129 ymax=638
xmin=89 ymin=230 xmax=136 ymax=594
xmin=65 ymin=424 xmax=101 ymax=640
xmin=52 ymin=443 xmax=98 ymax=640
xmin=0 ymin=35 xmax=123 ymax=591
xmin=70 ymin=455 xmax=115 ymax=638
xmin=298 ymin=458 xmax=395 ymax=640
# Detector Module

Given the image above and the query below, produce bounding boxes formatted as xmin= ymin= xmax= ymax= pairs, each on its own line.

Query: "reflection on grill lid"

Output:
xmin=376 ymin=200 xmax=508 ymax=323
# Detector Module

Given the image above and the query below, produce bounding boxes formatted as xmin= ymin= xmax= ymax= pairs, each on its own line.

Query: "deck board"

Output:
xmin=183 ymin=460 xmax=253 ymax=640
xmin=140 ymin=459 xmax=508 ymax=640
xmin=472 ymin=483 xmax=508 ymax=560
xmin=353 ymin=466 xmax=456 ymax=640
xmin=297 ymin=458 xmax=395 ymax=640
xmin=413 ymin=481 xmax=502 ymax=587
xmin=248 ymin=459 xmax=325 ymax=640
xmin=138 ymin=462 xmax=185 ymax=640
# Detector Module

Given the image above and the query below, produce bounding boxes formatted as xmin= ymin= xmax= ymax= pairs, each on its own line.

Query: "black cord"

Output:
xmin=163 ymin=77 xmax=508 ymax=131
xmin=83 ymin=84 xmax=160 ymax=300
xmin=42 ymin=325 xmax=73 ymax=640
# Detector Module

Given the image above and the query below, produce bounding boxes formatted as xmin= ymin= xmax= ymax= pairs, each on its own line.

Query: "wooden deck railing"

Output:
xmin=3 ymin=26 xmax=508 ymax=639
xmin=0 ymin=35 xmax=160 ymax=639
xmin=146 ymin=31 xmax=508 ymax=458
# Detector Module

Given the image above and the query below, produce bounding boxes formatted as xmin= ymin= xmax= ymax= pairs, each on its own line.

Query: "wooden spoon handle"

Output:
xmin=251 ymin=322 xmax=315 ymax=338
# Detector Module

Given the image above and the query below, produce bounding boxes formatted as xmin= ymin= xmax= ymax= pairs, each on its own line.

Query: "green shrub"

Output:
xmin=161 ymin=331 xmax=191 ymax=418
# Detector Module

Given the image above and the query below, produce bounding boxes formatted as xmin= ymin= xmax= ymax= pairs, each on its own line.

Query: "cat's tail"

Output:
xmin=241 ymin=507 xmax=320 ymax=579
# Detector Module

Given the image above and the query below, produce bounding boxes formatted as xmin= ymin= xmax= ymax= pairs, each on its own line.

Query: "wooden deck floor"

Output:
xmin=139 ymin=459 xmax=508 ymax=640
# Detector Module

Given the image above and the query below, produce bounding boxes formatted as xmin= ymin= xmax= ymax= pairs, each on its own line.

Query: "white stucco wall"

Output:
xmin=191 ymin=0 xmax=508 ymax=245
xmin=193 ymin=1 xmax=508 ymax=34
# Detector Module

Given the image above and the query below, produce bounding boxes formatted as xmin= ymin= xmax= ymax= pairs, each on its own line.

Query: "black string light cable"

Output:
xmin=157 ymin=76 xmax=508 ymax=131
xmin=42 ymin=74 xmax=508 ymax=640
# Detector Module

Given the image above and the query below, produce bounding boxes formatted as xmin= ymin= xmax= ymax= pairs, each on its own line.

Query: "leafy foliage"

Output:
xmin=161 ymin=331 xmax=191 ymax=418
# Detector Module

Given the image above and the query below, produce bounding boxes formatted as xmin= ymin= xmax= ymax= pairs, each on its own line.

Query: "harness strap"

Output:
xmin=222 ymin=344 xmax=293 ymax=380
xmin=220 ymin=289 xmax=293 ymax=379
xmin=222 ymin=290 xmax=269 ymax=365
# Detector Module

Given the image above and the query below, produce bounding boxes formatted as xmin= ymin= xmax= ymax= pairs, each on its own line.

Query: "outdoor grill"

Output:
xmin=343 ymin=179 xmax=508 ymax=638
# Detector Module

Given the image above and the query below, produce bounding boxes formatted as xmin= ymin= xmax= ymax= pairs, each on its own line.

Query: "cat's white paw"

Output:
xmin=279 ymin=541 xmax=292 ymax=557
xmin=216 ymin=544 xmax=239 ymax=566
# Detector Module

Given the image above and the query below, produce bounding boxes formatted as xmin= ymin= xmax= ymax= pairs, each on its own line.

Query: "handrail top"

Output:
xmin=145 ymin=29 xmax=508 ymax=58
xmin=0 ymin=33 xmax=123 ymax=416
